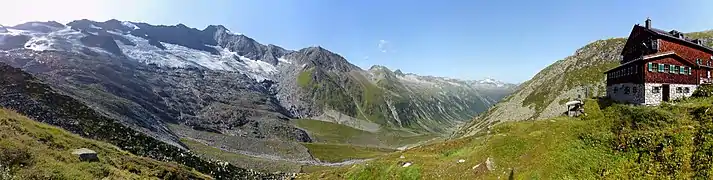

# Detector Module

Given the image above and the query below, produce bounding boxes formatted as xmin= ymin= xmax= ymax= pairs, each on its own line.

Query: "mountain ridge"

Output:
xmin=0 ymin=19 xmax=514 ymax=174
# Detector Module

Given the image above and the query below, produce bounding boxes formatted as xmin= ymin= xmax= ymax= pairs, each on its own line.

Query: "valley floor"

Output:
xmin=170 ymin=118 xmax=445 ymax=174
xmin=297 ymin=96 xmax=713 ymax=179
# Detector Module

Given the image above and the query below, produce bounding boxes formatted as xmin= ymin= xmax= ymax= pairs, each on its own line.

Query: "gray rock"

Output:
xmin=486 ymin=157 xmax=496 ymax=171
xmin=72 ymin=148 xmax=98 ymax=162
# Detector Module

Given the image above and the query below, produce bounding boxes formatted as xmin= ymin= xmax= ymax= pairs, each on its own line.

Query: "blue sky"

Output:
xmin=3 ymin=0 xmax=713 ymax=83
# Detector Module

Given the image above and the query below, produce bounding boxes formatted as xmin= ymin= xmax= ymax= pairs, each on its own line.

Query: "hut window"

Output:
xmin=680 ymin=66 xmax=685 ymax=74
xmin=658 ymin=64 xmax=665 ymax=72
xmin=664 ymin=64 xmax=670 ymax=73
xmin=685 ymin=87 xmax=691 ymax=93
xmin=648 ymin=62 xmax=654 ymax=72
xmin=676 ymin=87 xmax=682 ymax=93
xmin=672 ymin=65 xmax=678 ymax=74
xmin=653 ymin=86 xmax=661 ymax=93
xmin=633 ymin=87 xmax=638 ymax=94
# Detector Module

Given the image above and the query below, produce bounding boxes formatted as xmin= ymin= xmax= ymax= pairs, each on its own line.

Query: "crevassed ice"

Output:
xmin=3 ymin=25 xmax=281 ymax=82
xmin=2 ymin=27 xmax=87 ymax=53
xmin=114 ymin=31 xmax=279 ymax=81
xmin=113 ymin=31 xmax=195 ymax=68
xmin=24 ymin=36 xmax=53 ymax=51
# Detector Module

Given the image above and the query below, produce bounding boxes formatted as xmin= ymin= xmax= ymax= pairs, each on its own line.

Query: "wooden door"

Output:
xmin=662 ymin=84 xmax=670 ymax=102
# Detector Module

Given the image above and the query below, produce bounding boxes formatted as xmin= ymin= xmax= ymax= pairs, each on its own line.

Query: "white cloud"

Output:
xmin=378 ymin=40 xmax=390 ymax=53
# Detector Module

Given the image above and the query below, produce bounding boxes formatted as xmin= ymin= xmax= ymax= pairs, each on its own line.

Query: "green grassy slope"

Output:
xmin=454 ymin=38 xmax=626 ymax=138
xmin=302 ymin=143 xmax=396 ymax=163
xmin=296 ymin=65 xmax=490 ymax=135
xmin=297 ymin=69 xmax=392 ymax=127
xmin=180 ymin=138 xmax=302 ymax=173
xmin=293 ymin=119 xmax=438 ymax=148
xmin=299 ymin=95 xmax=713 ymax=179
xmin=520 ymin=38 xmax=625 ymax=118
xmin=0 ymin=108 xmax=210 ymax=180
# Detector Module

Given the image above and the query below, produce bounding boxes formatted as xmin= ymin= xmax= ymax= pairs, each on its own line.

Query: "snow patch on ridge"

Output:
xmin=225 ymin=29 xmax=242 ymax=36
xmin=5 ymin=28 xmax=31 ymax=36
xmin=278 ymin=57 xmax=292 ymax=64
xmin=399 ymin=74 xmax=434 ymax=85
xmin=122 ymin=21 xmax=139 ymax=30
xmin=24 ymin=36 xmax=53 ymax=51
xmin=447 ymin=81 xmax=462 ymax=87
xmin=89 ymin=24 xmax=102 ymax=30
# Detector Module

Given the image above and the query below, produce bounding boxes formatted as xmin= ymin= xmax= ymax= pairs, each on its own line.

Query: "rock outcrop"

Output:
xmin=71 ymin=148 xmax=98 ymax=162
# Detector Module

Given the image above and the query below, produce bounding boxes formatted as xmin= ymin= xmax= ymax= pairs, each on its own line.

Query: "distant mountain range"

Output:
xmin=0 ymin=19 xmax=516 ymax=170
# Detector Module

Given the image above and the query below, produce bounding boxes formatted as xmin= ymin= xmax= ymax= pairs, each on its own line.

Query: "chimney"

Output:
xmin=645 ymin=18 xmax=652 ymax=29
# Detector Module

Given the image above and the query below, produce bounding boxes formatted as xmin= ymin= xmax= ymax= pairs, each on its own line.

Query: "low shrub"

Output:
xmin=0 ymin=143 xmax=33 ymax=168
xmin=693 ymin=84 xmax=713 ymax=97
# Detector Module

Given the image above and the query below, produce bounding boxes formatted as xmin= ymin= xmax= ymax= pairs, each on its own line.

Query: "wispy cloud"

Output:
xmin=378 ymin=40 xmax=390 ymax=53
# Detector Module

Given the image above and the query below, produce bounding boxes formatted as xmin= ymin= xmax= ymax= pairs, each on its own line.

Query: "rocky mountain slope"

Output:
xmin=454 ymin=38 xmax=625 ymax=137
xmin=455 ymin=30 xmax=713 ymax=137
xmin=0 ymin=62 xmax=290 ymax=179
xmin=0 ymin=19 xmax=514 ymax=171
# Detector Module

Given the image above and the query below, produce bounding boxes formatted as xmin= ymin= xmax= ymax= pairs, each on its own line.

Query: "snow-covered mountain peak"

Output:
xmin=471 ymin=78 xmax=514 ymax=88
xmin=0 ymin=19 xmax=293 ymax=82
xmin=480 ymin=78 xmax=497 ymax=84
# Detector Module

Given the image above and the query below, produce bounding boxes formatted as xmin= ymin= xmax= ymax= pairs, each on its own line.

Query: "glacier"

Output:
xmin=1 ymin=25 xmax=283 ymax=82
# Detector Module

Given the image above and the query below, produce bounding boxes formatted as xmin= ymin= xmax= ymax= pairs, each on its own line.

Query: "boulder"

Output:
xmin=72 ymin=148 xmax=98 ymax=162
xmin=486 ymin=157 xmax=496 ymax=171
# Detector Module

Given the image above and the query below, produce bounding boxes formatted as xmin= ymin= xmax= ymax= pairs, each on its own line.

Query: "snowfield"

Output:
xmin=0 ymin=25 xmax=284 ymax=82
